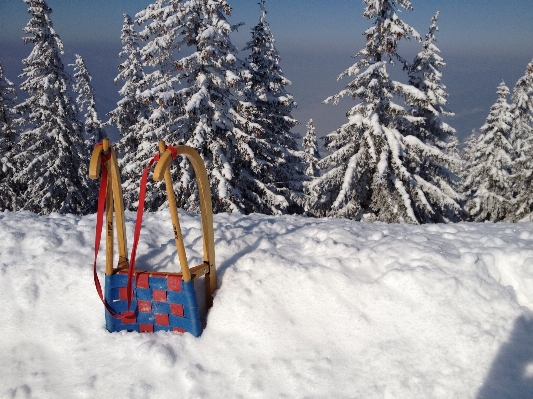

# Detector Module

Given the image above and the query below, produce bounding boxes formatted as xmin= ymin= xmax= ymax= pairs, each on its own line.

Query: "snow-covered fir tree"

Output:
xmin=118 ymin=0 xmax=203 ymax=211
xmin=123 ymin=0 xmax=298 ymax=215
xmin=310 ymin=0 xmax=460 ymax=223
xmin=169 ymin=0 xmax=252 ymax=214
xmin=405 ymin=10 xmax=463 ymax=221
xmin=509 ymin=60 xmax=533 ymax=221
xmin=463 ymin=81 xmax=514 ymax=222
xmin=235 ymin=0 xmax=307 ymax=214
xmin=14 ymin=0 xmax=91 ymax=215
xmin=460 ymin=130 xmax=478 ymax=179
xmin=302 ymin=119 xmax=320 ymax=178
xmin=107 ymin=14 xmax=149 ymax=155
xmin=0 ymin=62 xmax=19 ymax=211
xmin=71 ymin=54 xmax=106 ymax=148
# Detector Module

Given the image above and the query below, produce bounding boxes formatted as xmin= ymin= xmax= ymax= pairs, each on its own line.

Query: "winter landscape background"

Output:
xmin=2 ymin=1 xmax=533 ymax=397
xmin=3 ymin=0 xmax=533 ymax=221
xmin=1 ymin=0 xmax=533 ymax=143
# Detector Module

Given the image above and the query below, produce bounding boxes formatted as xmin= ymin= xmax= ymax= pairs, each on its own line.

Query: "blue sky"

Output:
xmin=1 ymin=0 xmax=533 ymax=145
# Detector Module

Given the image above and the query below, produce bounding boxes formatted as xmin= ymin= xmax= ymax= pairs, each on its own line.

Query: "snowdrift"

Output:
xmin=1 ymin=210 xmax=533 ymax=398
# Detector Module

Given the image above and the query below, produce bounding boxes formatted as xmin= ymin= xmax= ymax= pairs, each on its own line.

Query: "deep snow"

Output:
xmin=1 ymin=210 xmax=533 ymax=398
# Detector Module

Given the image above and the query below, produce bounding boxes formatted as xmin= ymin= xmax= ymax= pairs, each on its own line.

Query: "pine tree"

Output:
xmin=107 ymin=14 xmax=149 ymax=154
xmin=134 ymin=0 xmax=295 ymax=214
xmin=509 ymin=60 xmax=533 ymax=221
xmin=459 ymin=130 xmax=478 ymax=216
xmin=460 ymin=130 xmax=478 ymax=177
xmin=121 ymin=0 xmax=304 ymax=215
xmin=302 ymin=119 xmax=320 ymax=178
xmin=14 ymin=0 xmax=91 ymax=215
xmin=235 ymin=0 xmax=307 ymax=214
xmin=310 ymin=0 xmax=461 ymax=223
xmin=169 ymin=0 xmax=252 ymax=214
xmin=0 ymin=62 xmax=19 ymax=211
xmin=405 ymin=11 xmax=463 ymax=222
xmin=302 ymin=118 xmax=321 ymax=215
xmin=71 ymin=54 xmax=106 ymax=148
xmin=107 ymin=13 xmax=151 ymax=211
xmin=118 ymin=0 xmax=191 ymax=211
xmin=464 ymin=81 xmax=514 ymax=222
xmin=106 ymin=14 xmax=149 ymax=154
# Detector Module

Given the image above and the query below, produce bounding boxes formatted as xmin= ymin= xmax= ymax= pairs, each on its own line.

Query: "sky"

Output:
xmin=1 ymin=0 xmax=533 ymax=146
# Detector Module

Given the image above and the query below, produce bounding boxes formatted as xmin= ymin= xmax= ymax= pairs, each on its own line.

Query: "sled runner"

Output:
xmin=90 ymin=139 xmax=216 ymax=337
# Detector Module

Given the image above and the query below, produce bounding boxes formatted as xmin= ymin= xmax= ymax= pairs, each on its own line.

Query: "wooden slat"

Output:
xmin=103 ymin=139 xmax=114 ymax=275
xmin=152 ymin=142 xmax=217 ymax=310
xmin=108 ymin=148 xmax=128 ymax=263
xmin=157 ymin=141 xmax=191 ymax=282
xmin=88 ymin=143 xmax=103 ymax=180
xmin=175 ymin=146 xmax=217 ymax=309
xmin=189 ymin=262 xmax=210 ymax=280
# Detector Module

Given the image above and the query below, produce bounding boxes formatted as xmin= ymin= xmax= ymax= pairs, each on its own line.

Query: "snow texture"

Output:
xmin=1 ymin=210 xmax=533 ymax=398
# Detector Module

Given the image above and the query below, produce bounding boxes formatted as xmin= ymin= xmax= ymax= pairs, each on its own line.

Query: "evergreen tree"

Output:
xmin=71 ymin=54 xmax=106 ymax=147
xmin=459 ymin=130 xmax=478 ymax=216
xmin=235 ymin=0 xmax=307 ymax=214
xmin=0 ymin=62 xmax=19 ymax=211
xmin=510 ymin=60 xmax=533 ymax=221
xmin=107 ymin=14 xmax=149 ymax=154
xmin=302 ymin=119 xmax=320 ymax=178
xmin=14 ymin=0 xmax=90 ymax=215
xmin=405 ymin=10 xmax=463 ymax=222
xmin=107 ymin=13 xmax=151 ymax=210
xmin=121 ymin=0 xmax=304 ymax=215
xmin=310 ymin=0 xmax=459 ymax=223
xmin=460 ymin=130 xmax=478 ymax=178
xmin=169 ymin=0 xmax=252 ymax=214
xmin=117 ymin=0 xmax=191 ymax=211
xmin=464 ymin=81 xmax=514 ymax=222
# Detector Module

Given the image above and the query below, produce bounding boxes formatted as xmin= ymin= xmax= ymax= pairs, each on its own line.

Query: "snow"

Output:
xmin=2 ymin=210 xmax=533 ymax=398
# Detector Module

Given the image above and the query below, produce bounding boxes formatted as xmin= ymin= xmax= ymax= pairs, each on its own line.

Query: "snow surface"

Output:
xmin=2 ymin=210 xmax=533 ymax=398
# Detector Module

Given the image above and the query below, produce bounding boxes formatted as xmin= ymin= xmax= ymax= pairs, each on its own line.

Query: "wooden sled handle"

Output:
xmin=89 ymin=138 xmax=129 ymax=274
xmin=153 ymin=140 xmax=217 ymax=309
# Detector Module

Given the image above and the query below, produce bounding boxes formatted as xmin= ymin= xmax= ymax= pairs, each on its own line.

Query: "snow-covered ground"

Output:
xmin=1 ymin=210 xmax=533 ymax=398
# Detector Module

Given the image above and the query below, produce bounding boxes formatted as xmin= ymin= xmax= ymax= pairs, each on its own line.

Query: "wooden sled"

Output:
xmin=89 ymin=139 xmax=216 ymax=336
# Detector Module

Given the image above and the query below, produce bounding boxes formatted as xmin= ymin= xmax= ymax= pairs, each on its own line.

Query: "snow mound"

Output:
xmin=1 ymin=211 xmax=533 ymax=398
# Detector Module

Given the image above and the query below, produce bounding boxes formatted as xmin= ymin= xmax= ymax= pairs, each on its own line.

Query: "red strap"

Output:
xmin=168 ymin=145 xmax=178 ymax=160
xmin=125 ymin=153 xmax=160 ymax=309
xmin=93 ymin=145 xmax=177 ymax=318
xmin=125 ymin=146 xmax=178 ymax=308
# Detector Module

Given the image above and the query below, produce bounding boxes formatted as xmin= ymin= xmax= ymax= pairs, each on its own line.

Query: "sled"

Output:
xmin=89 ymin=139 xmax=216 ymax=337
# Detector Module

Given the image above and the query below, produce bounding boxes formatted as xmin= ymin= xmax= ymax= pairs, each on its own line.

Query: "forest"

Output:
xmin=1 ymin=0 xmax=532 ymax=224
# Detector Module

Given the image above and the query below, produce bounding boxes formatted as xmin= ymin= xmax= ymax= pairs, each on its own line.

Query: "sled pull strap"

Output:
xmin=90 ymin=140 xmax=131 ymax=320
xmin=153 ymin=141 xmax=217 ymax=309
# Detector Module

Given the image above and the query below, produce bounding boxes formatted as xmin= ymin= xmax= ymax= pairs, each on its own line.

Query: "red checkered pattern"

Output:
xmin=110 ymin=270 xmax=191 ymax=333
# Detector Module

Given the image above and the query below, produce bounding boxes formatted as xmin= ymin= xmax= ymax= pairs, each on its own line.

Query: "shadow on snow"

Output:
xmin=477 ymin=314 xmax=533 ymax=399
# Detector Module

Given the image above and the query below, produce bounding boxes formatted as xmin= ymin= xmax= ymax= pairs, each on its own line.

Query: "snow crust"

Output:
xmin=1 ymin=210 xmax=533 ymax=398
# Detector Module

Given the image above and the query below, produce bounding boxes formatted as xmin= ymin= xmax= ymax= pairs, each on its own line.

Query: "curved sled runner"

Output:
xmin=90 ymin=139 xmax=216 ymax=337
